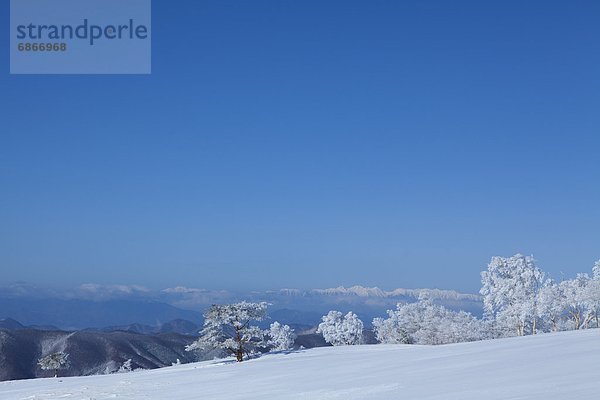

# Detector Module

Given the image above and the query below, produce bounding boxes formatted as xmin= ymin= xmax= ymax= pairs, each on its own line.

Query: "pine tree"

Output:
xmin=185 ymin=301 xmax=268 ymax=362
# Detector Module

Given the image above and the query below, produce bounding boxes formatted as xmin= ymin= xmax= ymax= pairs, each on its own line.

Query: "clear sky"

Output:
xmin=1 ymin=1 xmax=599 ymax=293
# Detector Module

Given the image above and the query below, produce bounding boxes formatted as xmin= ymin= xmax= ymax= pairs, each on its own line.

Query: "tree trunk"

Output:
xmin=235 ymin=328 xmax=244 ymax=362
xmin=235 ymin=350 xmax=243 ymax=362
xmin=516 ymin=321 xmax=524 ymax=336
xmin=582 ymin=313 xmax=593 ymax=329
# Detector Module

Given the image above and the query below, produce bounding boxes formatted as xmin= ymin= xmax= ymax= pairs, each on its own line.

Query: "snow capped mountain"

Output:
xmin=385 ymin=287 xmax=482 ymax=301
xmin=254 ymin=285 xmax=482 ymax=302
xmin=305 ymin=285 xmax=481 ymax=301
xmin=1 ymin=282 xmax=480 ymax=303
xmin=157 ymin=285 xmax=481 ymax=302
xmin=311 ymin=286 xmax=388 ymax=297
xmin=2 ymin=329 xmax=598 ymax=400
xmin=0 ymin=283 xmax=483 ymax=330
xmin=273 ymin=288 xmax=304 ymax=296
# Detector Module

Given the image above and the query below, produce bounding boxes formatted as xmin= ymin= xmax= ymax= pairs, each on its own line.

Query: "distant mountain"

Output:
xmin=0 ymin=323 xmax=333 ymax=382
xmin=159 ymin=319 xmax=200 ymax=335
xmin=308 ymin=286 xmax=482 ymax=301
xmin=0 ymin=298 xmax=202 ymax=331
xmin=251 ymin=286 xmax=484 ymax=326
xmin=164 ymin=285 xmax=483 ymax=316
xmin=0 ymin=328 xmax=200 ymax=382
xmin=0 ymin=283 xmax=482 ymax=330
xmin=97 ymin=323 xmax=161 ymax=335
xmin=268 ymin=309 xmax=325 ymax=330
xmin=0 ymin=318 xmax=24 ymax=330
xmin=99 ymin=319 xmax=200 ymax=335
xmin=0 ymin=318 xmax=59 ymax=331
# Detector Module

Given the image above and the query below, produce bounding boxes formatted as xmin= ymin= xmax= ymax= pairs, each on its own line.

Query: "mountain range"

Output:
xmin=0 ymin=282 xmax=480 ymax=382
xmin=0 ymin=327 xmax=200 ymax=381
xmin=0 ymin=282 xmax=483 ymax=330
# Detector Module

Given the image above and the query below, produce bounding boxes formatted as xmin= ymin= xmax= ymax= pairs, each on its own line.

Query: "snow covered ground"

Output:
xmin=1 ymin=329 xmax=598 ymax=400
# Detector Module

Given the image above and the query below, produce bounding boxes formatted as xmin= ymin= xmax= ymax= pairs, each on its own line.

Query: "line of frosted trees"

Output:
xmin=324 ymin=254 xmax=600 ymax=346
xmin=187 ymin=254 xmax=600 ymax=358
xmin=481 ymin=254 xmax=600 ymax=336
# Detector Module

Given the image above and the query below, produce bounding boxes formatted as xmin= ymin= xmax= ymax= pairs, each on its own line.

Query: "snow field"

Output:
xmin=1 ymin=329 xmax=598 ymax=400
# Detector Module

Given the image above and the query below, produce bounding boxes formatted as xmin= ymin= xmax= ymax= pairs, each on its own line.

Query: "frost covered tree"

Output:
xmin=443 ymin=309 xmax=489 ymax=343
xmin=586 ymin=282 xmax=600 ymax=328
xmin=374 ymin=298 xmax=485 ymax=345
xmin=593 ymin=260 xmax=600 ymax=280
xmin=537 ymin=279 xmax=565 ymax=332
xmin=372 ymin=312 xmax=411 ymax=344
xmin=480 ymin=254 xmax=545 ymax=336
xmin=117 ymin=359 xmax=133 ymax=373
xmin=586 ymin=265 xmax=600 ymax=328
xmin=185 ymin=301 xmax=268 ymax=362
xmin=562 ymin=262 xmax=600 ymax=330
xmin=267 ymin=321 xmax=296 ymax=351
xmin=38 ymin=352 xmax=69 ymax=377
xmin=560 ymin=274 xmax=595 ymax=330
xmin=317 ymin=311 xmax=363 ymax=346
xmin=480 ymin=255 xmax=600 ymax=333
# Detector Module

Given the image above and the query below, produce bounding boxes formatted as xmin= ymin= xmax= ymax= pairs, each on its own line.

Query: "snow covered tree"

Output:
xmin=267 ymin=321 xmax=296 ymax=351
xmin=372 ymin=312 xmax=411 ymax=344
xmin=537 ymin=279 xmax=565 ymax=332
xmin=38 ymin=352 xmax=69 ymax=377
xmin=585 ymin=262 xmax=600 ymax=328
xmin=593 ymin=260 xmax=600 ymax=280
xmin=480 ymin=254 xmax=545 ymax=336
xmin=117 ymin=359 xmax=133 ymax=373
xmin=375 ymin=298 xmax=486 ymax=345
xmin=560 ymin=274 xmax=594 ymax=330
xmin=584 ymin=279 xmax=600 ymax=329
xmin=442 ymin=309 xmax=489 ymax=343
xmin=317 ymin=311 xmax=363 ymax=346
xmin=185 ymin=301 xmax=268 ymax=362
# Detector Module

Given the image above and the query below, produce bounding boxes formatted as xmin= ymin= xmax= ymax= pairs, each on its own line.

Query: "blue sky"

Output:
xmin=1 ymin=0 xmax=599 ymax=293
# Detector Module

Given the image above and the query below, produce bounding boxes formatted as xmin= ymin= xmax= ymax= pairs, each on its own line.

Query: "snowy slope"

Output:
xmin=1 ymin=329 xmax=599 ymax=400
